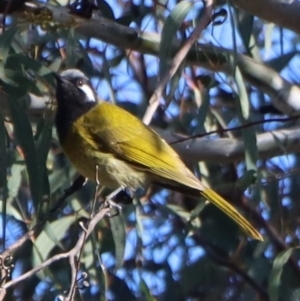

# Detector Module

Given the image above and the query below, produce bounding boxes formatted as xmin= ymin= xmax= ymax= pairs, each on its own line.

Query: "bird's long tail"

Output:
xmin=201 ymin=188 xmax=263 ymax=241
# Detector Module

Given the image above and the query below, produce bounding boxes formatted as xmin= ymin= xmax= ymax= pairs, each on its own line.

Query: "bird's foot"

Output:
xmin=100 ymin=199 xmax=121 ymax=217
xmin=99 ymin=187 xmax=124 ymax=217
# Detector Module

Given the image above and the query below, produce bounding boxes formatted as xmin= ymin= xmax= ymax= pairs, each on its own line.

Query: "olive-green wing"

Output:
xmin=86 ymin=102 xmax=203 ymax=191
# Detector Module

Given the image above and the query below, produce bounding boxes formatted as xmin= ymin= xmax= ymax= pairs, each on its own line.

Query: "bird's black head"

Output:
xmin=54 ymin=69 xmax=98 ymax=142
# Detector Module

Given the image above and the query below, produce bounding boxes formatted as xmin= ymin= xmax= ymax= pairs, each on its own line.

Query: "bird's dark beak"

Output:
xmin=53 ymin=72 xmax=64 ymax=84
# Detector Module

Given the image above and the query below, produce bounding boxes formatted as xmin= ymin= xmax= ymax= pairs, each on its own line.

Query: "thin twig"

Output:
xmin=64 ymin=185 xmax=124 ymax=299
xmin=66 ymin=166 xmax=100 ymax=300
xmin=241 ymin=197 xmax=300 ymax=283
xmin=0 ymin=207 xmax=110 ymax=295
xmin=1 ymin=175 xmax=86 ymax=259
xmin=170 ymin=114 xmax=300 ymax=145
xmin=142 ymin=0 xmax=214 ymax=125
xmin=194 ymin=235 xmax=269 ymax=301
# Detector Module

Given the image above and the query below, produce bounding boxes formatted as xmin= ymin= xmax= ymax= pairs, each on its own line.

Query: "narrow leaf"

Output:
xmin=241 ymin=127 xmax=258 ymax=172
xmin=36 ymin=117 xmax=53 ymax=206
xmin=0 ymin=113 xmax=7 ymax=195
xmin=32 ymin=216 xmax=76 ymax=269
xmin=109 ymin=212 xmax=126 ymax=269
xmin=234 ymin=64 xmax=257 ymax=172
xmin=268 ymin=248 xmax=297 ymax=301
xmin=0 ymin=112 xmax=7 ymax=249
xmin=236 ymin=10 xmax=253 ymax=50
xmin=8 ymin=97 xmax=42 ymax=211
xmin=0 ymin=26 xmax=18 ymax=63
xmin=7 ymin=164 xmax=24 ymax=200
xmin=159 ymin=1 xmax=192 ymax=78
xmin=266 ymin=51 xmax=297 ymax=72
xmin=235 ymin=65 xmax=250 ymax=120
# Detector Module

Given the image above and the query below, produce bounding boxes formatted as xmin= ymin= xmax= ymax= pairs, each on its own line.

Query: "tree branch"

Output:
xmin=1 ymin=2 xmax=299 ymax=116
xmin=232 ymin=0 xmax=300 ymax=35
xmin=0 ymin=175 xmax=86 ymax=259
xmin=0 ymin=206 xmax=110 ymax=299
xmin=142 ymin=0 xmax=213 ymax=124
xmin=193 ymin=235 xmax=269 ymax=300
xmin=157 ymin=125 xmax=300 ymax=164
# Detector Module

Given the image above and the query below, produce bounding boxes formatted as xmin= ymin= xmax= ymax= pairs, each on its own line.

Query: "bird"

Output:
xmin=54 ymin=69 xmax=262 ymax=241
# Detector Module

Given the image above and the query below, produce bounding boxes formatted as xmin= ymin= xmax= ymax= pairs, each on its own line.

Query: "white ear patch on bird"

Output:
xmin=79 ymin=84 xmax=96 ymax=102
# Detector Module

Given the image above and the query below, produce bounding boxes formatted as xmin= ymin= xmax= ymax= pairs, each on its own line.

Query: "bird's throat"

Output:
xmin=55 ymin=101 xmax=95 ymax=143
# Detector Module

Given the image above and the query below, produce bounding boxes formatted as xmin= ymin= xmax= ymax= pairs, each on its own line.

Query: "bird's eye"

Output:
xmin=77 ymin=79 xmax=84 ymax=87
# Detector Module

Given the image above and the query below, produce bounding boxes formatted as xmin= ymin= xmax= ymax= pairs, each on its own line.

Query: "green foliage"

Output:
xmin=268 ymin=248 xmax=295 ymax=301
xmin=159 ymin=1 xmax=193 ymax=102
xmin=0 ymin=1 xmax=299 ymax=301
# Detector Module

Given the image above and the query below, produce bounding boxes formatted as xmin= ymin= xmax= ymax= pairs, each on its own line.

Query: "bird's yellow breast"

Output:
xmin=61 ymin=115 xmax=147 ymax=190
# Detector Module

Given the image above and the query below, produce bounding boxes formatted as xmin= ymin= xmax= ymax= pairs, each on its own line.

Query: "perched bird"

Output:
xmin=54 ymin=69 xmax=262 ymax=241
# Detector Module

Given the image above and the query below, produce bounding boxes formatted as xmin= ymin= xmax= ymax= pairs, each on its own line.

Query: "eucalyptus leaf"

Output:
xmin=7 ymin=164 xmax=24 ymax=200
xmin=233 ymin=64 xmax=257 ymax=172
xmin=266 ymin=51 xmax=297 ymax=72
xmin=32 ymin=216 xmax=77 ymax=275
xmin=8 ymin=96 xmax=42 ymax=211
xmin=36 ymin=117 xmax=53 ymax=208
xmin=268 ymin=248 xmax=298 ymax=301
xmin=139 ymin=278 xmax=156 ymax=301
xmin=109 ymin=212 xmax=126 ymax=270
xmin=236 ymin=10 xmax=253 ymax=50
xmin=0 ymin=112 xmax=7 ymax=197
xmin=159 ymin=1 xmax=192 ymax=79
xmin=0 ymin=26 xmax=18 ymax=64
xmin=0 ymin=112 xmax=7 ymax=249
